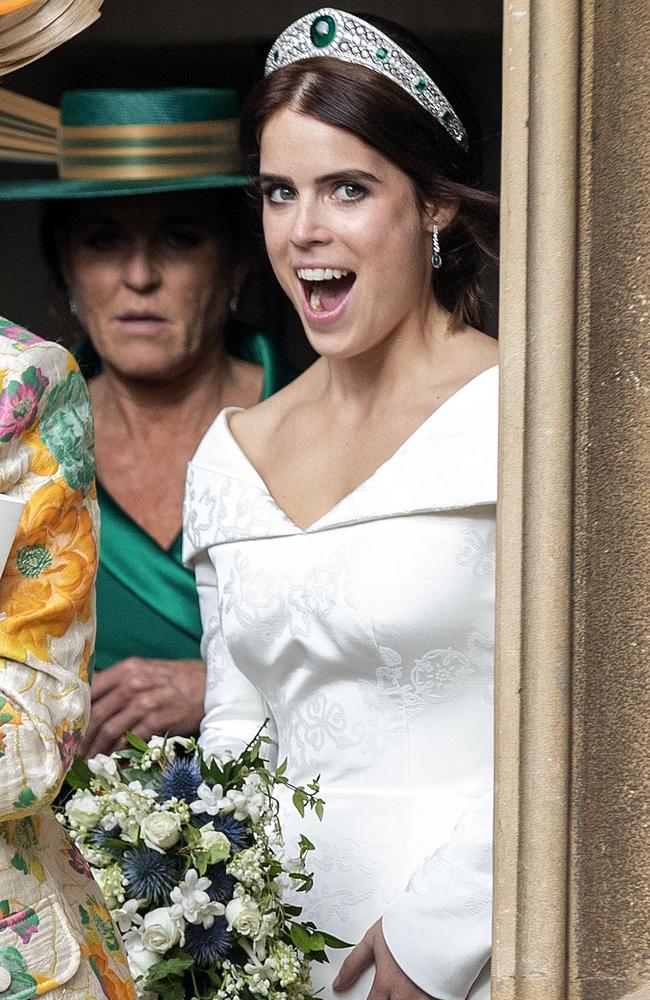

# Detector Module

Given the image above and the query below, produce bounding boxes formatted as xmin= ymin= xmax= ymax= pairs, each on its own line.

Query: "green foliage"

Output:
xmin=124 ymin=731 xmax=150 ymax=753
xmin=65 ymin=756 xmax=93 ymax=789
xmin=143 ymin=951 xmax=194 ymax=1000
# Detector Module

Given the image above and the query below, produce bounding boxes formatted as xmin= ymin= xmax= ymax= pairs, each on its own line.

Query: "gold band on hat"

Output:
xmin=58 ymin=117 xmax=240 ymax=180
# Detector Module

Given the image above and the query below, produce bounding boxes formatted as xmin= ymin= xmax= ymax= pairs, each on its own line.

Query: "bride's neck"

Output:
xmin=317 ymin=303 xmax=454 ymax=414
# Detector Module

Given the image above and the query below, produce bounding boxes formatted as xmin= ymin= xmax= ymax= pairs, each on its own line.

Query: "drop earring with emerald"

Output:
xmin=431 ymin=225 xmax=442 ymax=269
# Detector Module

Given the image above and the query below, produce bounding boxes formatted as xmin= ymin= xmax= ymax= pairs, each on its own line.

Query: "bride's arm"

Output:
xmin=381 ymin=789 xmax=492 ymax=1000
xmin=335 ymin=791 xmax=491 ymax=1000
xmin=193 ymin=551 xmax=278 ymax=766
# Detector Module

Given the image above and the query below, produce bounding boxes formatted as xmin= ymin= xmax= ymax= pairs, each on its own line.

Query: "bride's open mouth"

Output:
xmin=296 ymin=267 xmax=357 ymax=321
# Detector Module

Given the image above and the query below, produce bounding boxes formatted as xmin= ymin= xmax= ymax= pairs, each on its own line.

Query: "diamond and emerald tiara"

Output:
xmin=264 ymin=8 xmax=469 ymax=152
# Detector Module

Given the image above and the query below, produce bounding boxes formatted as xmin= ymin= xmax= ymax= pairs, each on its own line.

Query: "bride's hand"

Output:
xmin=333 ymin=919 xmax=437 ymax=999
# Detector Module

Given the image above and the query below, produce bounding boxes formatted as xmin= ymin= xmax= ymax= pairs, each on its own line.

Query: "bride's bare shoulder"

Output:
xmin=229 ymin=363 xmax=317 ymax=453
xmin=461 ymin=326 xmax=499 ymax=370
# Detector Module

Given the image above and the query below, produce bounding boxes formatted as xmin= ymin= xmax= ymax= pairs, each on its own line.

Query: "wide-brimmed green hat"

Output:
xmin=0 ymin=86 xmax=248 ymax=199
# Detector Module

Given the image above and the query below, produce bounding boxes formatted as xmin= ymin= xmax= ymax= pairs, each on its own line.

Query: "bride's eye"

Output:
xmin=333 ymin=182 xmax=367 ymax=202
xmin=264 ymin=185 xmax=296 ymax=204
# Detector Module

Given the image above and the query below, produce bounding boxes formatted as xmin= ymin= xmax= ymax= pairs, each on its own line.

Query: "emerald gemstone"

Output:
xmin=310 ymin=14 xmax=336 ymax=49
xmin=431 ymin=252 xmax=442 ymax=270
xmin=415 ymin=78 xmax=427 ymax=93
xmin=273 ymin=48 xmax=279 ymax=62
xmin=16 ymin=543 xmax=52 ymax=578
xmin=376 ymin=46 xmax=388 ymax=60
xmin=442 ymin=110 xmax=454 ymax=127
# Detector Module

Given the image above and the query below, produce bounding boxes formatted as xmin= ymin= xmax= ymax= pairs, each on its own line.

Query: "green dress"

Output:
xmin=74 ymin=323 xmax=295 ymax=671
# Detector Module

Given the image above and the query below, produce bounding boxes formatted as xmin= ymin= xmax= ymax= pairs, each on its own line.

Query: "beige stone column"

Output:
xmin=493 ymin=0 xmax=650 ymax=997
xmin=570 ymin=0 xmax=650 ymax=995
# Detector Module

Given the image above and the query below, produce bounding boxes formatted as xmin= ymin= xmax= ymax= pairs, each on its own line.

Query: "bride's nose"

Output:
xmin=289 ymin=199 xmax=330 ymax=250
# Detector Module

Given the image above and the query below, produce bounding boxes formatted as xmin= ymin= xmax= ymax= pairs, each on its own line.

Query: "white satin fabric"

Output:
xmin=183 ymin=365 xmax=498 ymax=1000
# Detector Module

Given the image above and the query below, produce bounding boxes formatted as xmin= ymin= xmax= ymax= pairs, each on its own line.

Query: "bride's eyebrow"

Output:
xmin=317 ymin=170 xmax=380 ymax=185
xmin=258 ymin=173 xmax=293 ymax=186
xmin=258 ymin=169 xmax=380 ymax=186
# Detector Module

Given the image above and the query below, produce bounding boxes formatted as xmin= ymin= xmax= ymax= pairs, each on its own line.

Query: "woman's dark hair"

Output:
xmin=241 ymin=14 xmax=498 ymax=330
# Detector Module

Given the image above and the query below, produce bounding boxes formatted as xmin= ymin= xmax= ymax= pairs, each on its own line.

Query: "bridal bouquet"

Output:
xmin=58 ymin=728 xmax=346 ymax=1000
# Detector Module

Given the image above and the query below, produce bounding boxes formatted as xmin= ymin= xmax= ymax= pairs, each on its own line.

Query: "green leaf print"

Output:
xmin=0 ymin=946 xmax=37 ymax=999
xmin=10 ymin=853 xmax=28 ymax=876
xmin=12 ymin=788 xmax=37 ymax=812
xmin=39 ymin=371 xmax=94 ymax=495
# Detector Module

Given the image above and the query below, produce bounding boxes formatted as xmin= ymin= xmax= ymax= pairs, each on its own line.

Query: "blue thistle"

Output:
xmin=160 ymin=759 xmax=203 ymax=803
xmin=122 ymin=847 xmax=179 ymax=905
xmin=189 ymin=808 xmax=211 ymax=829
xmin=212 ymin=813 xmax=250 ymax=852
xmin=188 ymin=800 xmax=250 ymax=850
xmin=205 ymin=862 xmax=235 ymax=904
xmin=88 ymin=825 xmax=122 ymax=855
xmin=183 ymin=917 xmax=232 ymax=966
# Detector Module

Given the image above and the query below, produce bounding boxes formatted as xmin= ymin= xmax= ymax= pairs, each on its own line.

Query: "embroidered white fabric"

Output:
xmin=184 ymin=365 xmax=498 ymax=1000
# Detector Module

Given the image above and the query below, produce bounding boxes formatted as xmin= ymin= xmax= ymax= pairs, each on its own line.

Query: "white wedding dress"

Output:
xmin=183 ymin=365 xmax=497 ymax=1000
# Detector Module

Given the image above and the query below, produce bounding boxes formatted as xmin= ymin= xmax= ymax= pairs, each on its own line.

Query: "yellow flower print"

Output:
xmin=0 ymin=698 xmax=22 ymax=757
xmin=81 ymin=942 xmax=138 ymax=1000
xmin=80 ymin=639 xmax=93 ymax=683
xmin=0 ymin=479 xmax=96 ymax=662
xmin=22 ymin=422 xmax=57 ymax=479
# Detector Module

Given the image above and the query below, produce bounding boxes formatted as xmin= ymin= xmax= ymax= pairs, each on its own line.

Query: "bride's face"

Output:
xmin=259 ymin=107 xmax=435 ymax=360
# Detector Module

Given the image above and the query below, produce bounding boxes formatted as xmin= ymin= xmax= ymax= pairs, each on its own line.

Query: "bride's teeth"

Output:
xmin=297 ymin=267 xmax=349 ymax=280
xmin=310 ymin=289 xmax=323 ymax=312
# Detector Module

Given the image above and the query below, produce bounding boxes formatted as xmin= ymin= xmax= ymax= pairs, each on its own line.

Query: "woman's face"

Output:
xmin=60 ymin=191 xmax=239 ymax=382
xmin=260 ymin=107 xmax=434 ymax=360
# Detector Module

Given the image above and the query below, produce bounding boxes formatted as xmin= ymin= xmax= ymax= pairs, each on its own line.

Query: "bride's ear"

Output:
xmin=423 ymin=198 xmax=460 ymax=235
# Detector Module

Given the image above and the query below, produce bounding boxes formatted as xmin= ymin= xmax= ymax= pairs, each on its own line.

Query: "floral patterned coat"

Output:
xmin=0 ymin=319 xmax=136 ymax=999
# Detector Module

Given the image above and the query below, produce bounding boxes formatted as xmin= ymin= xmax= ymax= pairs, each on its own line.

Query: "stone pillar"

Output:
xmin=493 ymin=0 xmax=650 ymax=997
xmin=570 ymin=0 xmax=650 ymax=995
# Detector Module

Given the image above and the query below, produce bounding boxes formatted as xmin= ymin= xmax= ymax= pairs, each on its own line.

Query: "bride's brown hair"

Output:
xmin=241 ymin=14 xmax=498 ymax=331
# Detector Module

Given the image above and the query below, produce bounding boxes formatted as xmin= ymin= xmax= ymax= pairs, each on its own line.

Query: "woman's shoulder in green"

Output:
xmin=226 ymin=319 xmax=298 ymax=397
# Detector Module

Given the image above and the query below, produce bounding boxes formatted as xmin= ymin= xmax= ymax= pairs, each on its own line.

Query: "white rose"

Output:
xmin=198 ymin=825 xmax=231 ymax=861
xmin=225 ymin=896 xmax=262 ymax=938
xmin=123 ymin=928 xmax=162 ymax=980
xmin=65 ymin=790 xmax=102 ymax=830
xmin=140 ymin=812 xmax=182 ymax=852
xmin=127 ymin=944 xmax=160 ymax=980
xmin=141 ymin=907 xmax=184 ymax=954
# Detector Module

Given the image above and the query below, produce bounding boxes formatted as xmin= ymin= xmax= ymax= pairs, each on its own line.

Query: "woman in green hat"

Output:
xmin=0 ymin=86 xmax=295 ymax=759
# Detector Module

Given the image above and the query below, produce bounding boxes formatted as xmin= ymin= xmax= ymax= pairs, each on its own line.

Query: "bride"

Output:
xmin=184 ymin=9 xmax=498 ymax=999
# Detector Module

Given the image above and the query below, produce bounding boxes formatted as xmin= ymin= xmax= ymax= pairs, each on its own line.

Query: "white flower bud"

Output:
xmin=87 ymin=753 xmax=119 ymax=781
